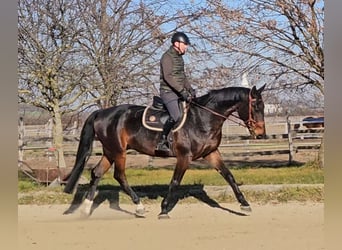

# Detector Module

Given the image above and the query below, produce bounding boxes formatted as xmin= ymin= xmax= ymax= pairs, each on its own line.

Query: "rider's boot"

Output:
xmin=155 ymin=117 xmax=176 ymax=152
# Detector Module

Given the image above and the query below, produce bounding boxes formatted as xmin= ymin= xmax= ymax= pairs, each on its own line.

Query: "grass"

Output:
xmin=93 ymin=164 xmax=323 ymax=186
xmin=18 ymin=163 xmax=324 ymax=205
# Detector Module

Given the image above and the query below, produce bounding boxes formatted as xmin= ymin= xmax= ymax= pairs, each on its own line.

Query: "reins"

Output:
xmin=190 ymin=89 xmax=258 ymax=129
xmin=190 ymin=100 xmax=247 ymax=128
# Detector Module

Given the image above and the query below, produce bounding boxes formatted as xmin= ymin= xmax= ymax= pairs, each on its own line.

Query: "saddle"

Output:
xmin=142 ymin=96 xmax=188 ymax=132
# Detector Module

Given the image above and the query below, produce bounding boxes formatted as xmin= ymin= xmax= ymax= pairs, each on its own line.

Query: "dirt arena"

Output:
xmin=19 ymin=146 xmax=324 ymax=250
xmin=18 ymin=201 xmax=324 ymax=250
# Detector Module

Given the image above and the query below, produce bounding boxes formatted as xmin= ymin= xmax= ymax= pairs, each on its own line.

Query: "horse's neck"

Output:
xmin=207 ymin=99 xmax=239 ymax=118
xmin=194 ymin=88 xmax=246 ymax=125
xmin=190 ymin=103 xmax=227 ymax=131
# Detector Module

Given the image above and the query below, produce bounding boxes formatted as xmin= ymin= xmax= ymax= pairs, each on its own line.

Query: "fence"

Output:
xmin=18 ymin=118 xmax=80 ymax=163
xmin=18 ymin=115 xmax=323 ymax=166
xmin=219 ymin=115 xmax=323 ymax=164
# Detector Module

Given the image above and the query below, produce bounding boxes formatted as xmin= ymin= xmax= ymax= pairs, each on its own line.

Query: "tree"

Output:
xmin=18 ymin=0 xmax=204 ymax=168
xmin=75 ymin=0 xmax=204 ymax=108
xmin=19 ymin=0 xmax=324 ymax=167
xmin=188 ymin=0 xmax=324 ymax=167
xmin=190 ymin=0 xmax=324 ymax=97
xmin=18 ymin=0 xmax=93 ymax=168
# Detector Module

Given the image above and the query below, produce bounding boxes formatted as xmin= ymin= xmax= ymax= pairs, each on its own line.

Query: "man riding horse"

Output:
xmin=156 ymin=32 xmax=196 ymax=153
xmin=63 ymin=31 xmax=267 ymax=218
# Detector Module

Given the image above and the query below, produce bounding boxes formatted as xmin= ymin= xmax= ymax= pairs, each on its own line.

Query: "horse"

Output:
xmin=63 ymin=84 xmax=266 ymax=218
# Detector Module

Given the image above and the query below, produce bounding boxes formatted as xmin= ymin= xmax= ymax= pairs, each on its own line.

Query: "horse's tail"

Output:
xmin=63 ymin=110 xmax=99 ymax=194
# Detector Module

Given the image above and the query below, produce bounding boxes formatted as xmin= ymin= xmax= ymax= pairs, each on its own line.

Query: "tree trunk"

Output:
xmin=52 ymin=107 xmax=67 ymax=168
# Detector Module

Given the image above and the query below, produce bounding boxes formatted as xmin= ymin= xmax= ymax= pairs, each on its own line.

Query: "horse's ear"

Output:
xmin=251 ymin=84 xmax=266 ymax=98
xmin=250 ymin=86 xmax=258 ymax=97
xmin=258 ymin=84 xmax=266 ymax=93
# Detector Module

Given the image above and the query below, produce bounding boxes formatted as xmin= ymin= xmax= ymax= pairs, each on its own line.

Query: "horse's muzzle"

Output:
xmin=250 ymin=121 xmax=266 ymax=139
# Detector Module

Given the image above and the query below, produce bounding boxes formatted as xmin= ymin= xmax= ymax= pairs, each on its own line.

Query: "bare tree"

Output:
xmin=75 ymin=0 xmax=205 ymax=108
xmin=18 ymin=0 xmax=206 ymax=168
xmin=190 ymin=0 xmax=324 ymax=96
xmin=191 ymin=0 xmax=324 ymax=167
xmin=18 ymin=0 xmax=93 ymax=168
xmin=18 ymin=0 xmax=325 ymax=169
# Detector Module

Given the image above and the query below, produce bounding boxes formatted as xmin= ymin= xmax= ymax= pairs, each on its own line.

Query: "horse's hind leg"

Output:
xmin=82 ymin=156 xmax=113 ymax=216
xmin=204 ymin=149 xmax=251 ymax=212
xmin=113 ymin=152 xmax=145 ymax=217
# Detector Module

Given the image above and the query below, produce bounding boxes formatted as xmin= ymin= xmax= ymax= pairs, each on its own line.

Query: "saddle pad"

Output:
xmin=142 ymin=102 xmax=188 ymax=132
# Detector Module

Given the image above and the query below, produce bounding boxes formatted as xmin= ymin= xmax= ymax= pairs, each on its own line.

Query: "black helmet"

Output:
xmin=171 ymin=32 xmax=191 ymax=45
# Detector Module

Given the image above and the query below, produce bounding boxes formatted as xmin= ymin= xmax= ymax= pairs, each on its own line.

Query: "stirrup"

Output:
xmin=155 ymin=138 xmax=170 ymax=152
xmin=156 ymin=141 xmax=170 ymax=152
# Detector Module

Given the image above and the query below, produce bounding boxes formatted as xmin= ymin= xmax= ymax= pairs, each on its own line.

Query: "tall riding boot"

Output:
xmin=155 ymin=117 xmax=176 ymax=152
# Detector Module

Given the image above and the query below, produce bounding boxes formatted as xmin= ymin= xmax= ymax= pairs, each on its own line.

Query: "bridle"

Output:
xmin=246 ymin=90 xmax=262 ymax=129
xmin=191 ymin=89 xmax=262 ymax=131
xmin=245 ymin=91 xmax=265 ymax=137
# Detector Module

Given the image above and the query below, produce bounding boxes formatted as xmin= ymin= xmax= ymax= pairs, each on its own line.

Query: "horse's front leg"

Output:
xmin=159 ymin=154 xmax=191 ymax=219
xmin=82 ymin=156 xmax=113 ymax=217
xmin=204 ymin=149 xmax=252 ymax=212
xmin=113 ymin=153 xmax=145 ymax=217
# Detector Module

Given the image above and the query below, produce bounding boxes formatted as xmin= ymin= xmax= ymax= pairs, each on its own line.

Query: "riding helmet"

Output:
xmin=171 ymin=32 xmax=191 ymax=45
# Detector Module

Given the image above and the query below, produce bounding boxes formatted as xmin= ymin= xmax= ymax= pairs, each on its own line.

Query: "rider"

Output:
xmin=155 ymin=31 xmax=196 ymax=153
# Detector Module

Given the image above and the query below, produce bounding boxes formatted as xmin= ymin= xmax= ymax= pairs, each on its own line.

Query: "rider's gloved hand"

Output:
xmin=189 ymin=87 xmax=196 ymax=98
xmin=180 ymin=89 xmax=191 ymax=103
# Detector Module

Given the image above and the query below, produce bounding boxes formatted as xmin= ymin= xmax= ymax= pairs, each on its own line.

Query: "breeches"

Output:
xmin=160 ymin=92 xmax=181 ymax=122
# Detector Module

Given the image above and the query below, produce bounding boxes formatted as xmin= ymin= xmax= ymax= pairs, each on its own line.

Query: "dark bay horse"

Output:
xmin=63 ymin=85 xmax=266 ymax=218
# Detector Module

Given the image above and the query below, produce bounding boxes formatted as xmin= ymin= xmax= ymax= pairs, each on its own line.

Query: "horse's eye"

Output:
xmin=253 ymin=100 xmax=263 ymax=112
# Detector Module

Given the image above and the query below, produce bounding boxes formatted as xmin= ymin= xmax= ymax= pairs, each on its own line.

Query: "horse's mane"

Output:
xmin=195 ymin=87 xmax=249 ymax=106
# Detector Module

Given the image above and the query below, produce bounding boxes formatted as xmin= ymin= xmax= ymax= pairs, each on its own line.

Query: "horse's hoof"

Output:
xmin=63 ymin=210 xmax=73 ymax=215
xmin=240 ymin=205 xmax=252 ymax=212
xmin=80 ymin=211 xmax=91 ymax=218
xmin=80 ymin=199 xmax=93 ymax=218
xmin=80 ymin=206 xmax=91 ymax=218
xmin=158 ymin=213 xmax=170 ymax=219
xmin=135 ymin=203 xmax=146 ymax=218
xmin=135 ymin=213 xmax=145 ymax=218
xmin=135 ymin=210 xmax=146 ymax=218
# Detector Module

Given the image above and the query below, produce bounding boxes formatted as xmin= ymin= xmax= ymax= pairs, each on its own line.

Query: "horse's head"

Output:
xmin=237 ymin=84 xmax=266 ymax=139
